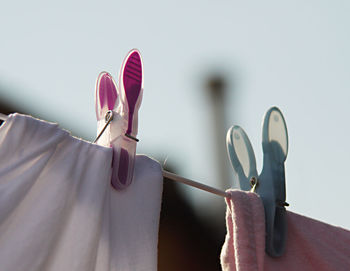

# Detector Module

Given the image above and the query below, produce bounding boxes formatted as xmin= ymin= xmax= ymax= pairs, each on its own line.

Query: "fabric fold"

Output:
xmin=0 ymin=113 xmax=163 ymax=271
xmin=221 ymin=189 xmax=350 ymax=271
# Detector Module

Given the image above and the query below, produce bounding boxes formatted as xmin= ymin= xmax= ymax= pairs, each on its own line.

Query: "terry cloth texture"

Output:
xmin=221 ymin=190 xmax=350 ymax=271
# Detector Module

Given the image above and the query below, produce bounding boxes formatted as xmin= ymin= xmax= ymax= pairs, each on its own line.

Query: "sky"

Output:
xmin=1 ymin=0 xmax=350 ymax=229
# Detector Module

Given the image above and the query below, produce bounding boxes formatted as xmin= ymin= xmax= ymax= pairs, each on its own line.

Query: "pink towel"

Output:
xmin=220 ymin=190 xmax=350 ymax=271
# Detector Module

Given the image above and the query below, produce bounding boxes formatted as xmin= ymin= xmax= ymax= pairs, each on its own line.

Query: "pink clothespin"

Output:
xmin=95 ymin=49 xmax=144 ymax=190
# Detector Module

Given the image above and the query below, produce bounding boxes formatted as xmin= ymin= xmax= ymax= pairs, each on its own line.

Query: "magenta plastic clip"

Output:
xmin=94 ymin=49 xmax=143 ymax=190
xmin=110 ymin=49 xmax=144 ymax=189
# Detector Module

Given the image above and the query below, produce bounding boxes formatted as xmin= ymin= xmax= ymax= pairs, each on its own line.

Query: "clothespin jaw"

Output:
xmin=226 ymin=107 xmax=288 ymax=257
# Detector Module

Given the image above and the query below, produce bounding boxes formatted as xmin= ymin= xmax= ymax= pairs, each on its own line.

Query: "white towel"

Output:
xmin=0 ymin=113 xmax=163 ymax=271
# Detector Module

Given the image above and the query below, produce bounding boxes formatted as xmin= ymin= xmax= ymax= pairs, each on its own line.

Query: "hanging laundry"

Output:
xmin=0 ymin=113 xmax=163 ymax=271
xmin=220 ymin=190 xmax=350 ymax=271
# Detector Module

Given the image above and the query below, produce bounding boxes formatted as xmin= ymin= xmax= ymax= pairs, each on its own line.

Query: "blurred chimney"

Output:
xmin=205 ymin=74 xmax=232 ymax=189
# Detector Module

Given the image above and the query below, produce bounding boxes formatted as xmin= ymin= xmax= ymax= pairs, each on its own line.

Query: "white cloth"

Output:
xmin=0 ymin=113 xmax=163 ymax=271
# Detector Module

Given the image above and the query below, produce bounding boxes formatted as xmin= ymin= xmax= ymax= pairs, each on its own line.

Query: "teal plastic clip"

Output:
xmin=226 ymin=107 xmax=289 ymax=257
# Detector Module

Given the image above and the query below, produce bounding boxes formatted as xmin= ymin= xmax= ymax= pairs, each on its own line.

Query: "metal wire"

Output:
xmin=94 ymin=110 xmax=114 ymax=143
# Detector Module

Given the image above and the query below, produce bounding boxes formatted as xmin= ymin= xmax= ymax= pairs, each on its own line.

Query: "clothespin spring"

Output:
xmin=94 ymin=110 xmax=114 ymax=143
xmin=250 ymin=176 xmax=258 ymax=192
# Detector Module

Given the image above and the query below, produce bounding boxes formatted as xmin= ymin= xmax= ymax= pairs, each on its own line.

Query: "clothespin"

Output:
xmin=226 ymin=107 xmax=289 ymax=257
xmin=95 ymin=49 xmax=144 ymax=190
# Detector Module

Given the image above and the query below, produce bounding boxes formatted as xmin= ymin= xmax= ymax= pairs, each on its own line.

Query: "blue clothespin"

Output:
xmin=226 ymin=107 xmax=289 ymax=257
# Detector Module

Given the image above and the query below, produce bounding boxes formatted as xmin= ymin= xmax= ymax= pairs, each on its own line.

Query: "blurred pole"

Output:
xmin=206 ymin=74 xmax=231 ymax=189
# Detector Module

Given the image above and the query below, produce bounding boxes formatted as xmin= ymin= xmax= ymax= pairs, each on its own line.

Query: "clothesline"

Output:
xmin=162 ymin=170 xmax=229 ymax=198
xmin=0 ymin=113 xmax=229 ymax=198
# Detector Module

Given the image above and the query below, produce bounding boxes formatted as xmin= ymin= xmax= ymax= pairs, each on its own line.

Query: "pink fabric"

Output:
xmin=220 ymin=190 xmax=350 ymax=271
